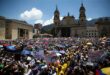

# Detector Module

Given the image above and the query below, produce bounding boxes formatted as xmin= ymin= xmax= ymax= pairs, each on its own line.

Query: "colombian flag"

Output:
xmin=96 ymin=67 xmax=110 ymax=75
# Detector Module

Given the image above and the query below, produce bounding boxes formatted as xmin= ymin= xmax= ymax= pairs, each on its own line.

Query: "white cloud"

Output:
xmin=43 ymin=19 xmax=53 ymax=26
xmin=43 ymin=16 xmax=63 ymax=26
xmin=20 ymin=8 xmax=43 ymax=20
xmin=34 ymin=19 xmax=52 ymax=26
xmin=87 ymin=17 xmax=92 ymax=21
xmin=20 ymin=8 xmax=63 ymax=26
xmin=34 ymin=16 xmax=63 ymax=26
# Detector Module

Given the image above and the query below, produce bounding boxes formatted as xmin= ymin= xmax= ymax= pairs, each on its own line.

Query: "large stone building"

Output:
xmin=0 ymin=16 xmax=33 ymax=40
xmin=53 ymin=3 xmax=87 ymax=37
xmin=53 ymin=3 xmax=110 ymax=37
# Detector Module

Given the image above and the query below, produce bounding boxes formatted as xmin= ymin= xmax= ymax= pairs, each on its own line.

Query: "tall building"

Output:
xmin=53 ymin=3 xmax=87 ymax=37
xmin=54 ymin=5 xmax=60 ymax=26
xmin=79 ymin=3 xmax=86 ymax=25
xmin=0 ymin=16 xmax=33 ymax=40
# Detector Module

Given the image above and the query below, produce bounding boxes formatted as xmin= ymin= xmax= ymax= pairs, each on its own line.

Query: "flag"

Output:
xmin=96 ymin=67 xmax=110 ymax=75
xmin=101 ymin=67 xmax=110 ymax=75
xmin=96 ymin=70 xmax=105 ymax=75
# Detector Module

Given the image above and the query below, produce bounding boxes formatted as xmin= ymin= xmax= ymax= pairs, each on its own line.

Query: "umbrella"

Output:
xmin=41 ymin=65 xmax=47 ymax=69
xmin=87 ymin=42 xmax=92 ymax=45
xmin=33 ymin=50 xmax=45 ymax=59
xmin=43 ymin=38 xmax=49 ymax=41
xmin=44 ymin=42 xmax=48 ymax=45
xmin=52 ymin=50 xmax=59 ymax=53
xmin=55 ymin=44 xmax=65 ymax=48
xmin=3 ymin=44 xmax=9 ymax=47
xmin=27 ymin=56 xmax=32 ymax=61
xmin=21 ymin=50 xmax=32 ymax=55
xmin=56 ymin=53 xmax=61 ymax=56
xmin=59 ymin=50 xmax=66 ymax=54
xmin=6 ymin=45 xmax=16 ymax=51
xmin=50 ymin=52 xmax=61 ymax=57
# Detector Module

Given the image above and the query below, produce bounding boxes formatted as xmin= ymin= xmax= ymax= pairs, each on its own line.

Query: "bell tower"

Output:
xmin=79 ymin=3 xmax=86 ymax=25
xmin=54 ymin=5 xmax=60 ymax=25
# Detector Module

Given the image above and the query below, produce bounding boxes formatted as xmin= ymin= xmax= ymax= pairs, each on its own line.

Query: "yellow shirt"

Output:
xmin=58 ymin=70 xmax=64 ymax=75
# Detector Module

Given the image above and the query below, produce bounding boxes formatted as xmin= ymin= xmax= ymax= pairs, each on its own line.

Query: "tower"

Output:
xmin=54 ymin=5 xmax=60 ymax=25
xmin=79 ymin=3 xmax=86 ymax=25
xmin=67 ymin=12 xmax=70 ymax=16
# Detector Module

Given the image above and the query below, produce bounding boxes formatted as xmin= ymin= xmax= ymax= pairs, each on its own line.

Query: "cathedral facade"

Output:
xmin=53 ymin=3 xmax=87 ymax=37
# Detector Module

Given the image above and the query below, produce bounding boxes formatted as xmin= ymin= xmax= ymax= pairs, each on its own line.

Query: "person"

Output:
xmin=0 ymin=37 xmax=110 ymax=75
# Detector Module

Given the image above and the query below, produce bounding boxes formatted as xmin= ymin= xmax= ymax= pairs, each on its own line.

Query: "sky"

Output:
xmin=0 ymin=0 xmax=110 ymax=26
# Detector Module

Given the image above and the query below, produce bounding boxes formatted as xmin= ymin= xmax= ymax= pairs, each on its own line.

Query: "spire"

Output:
xmin=81 ymin=2 xmax=83 ymax=7
xmin=54 ymin=5 xmax=59 ymax=14
xmin=54 ymin=5 xmax=60 ymax=26
xmin=81 ymin=0 xmax=83 ymax=6
xmin=80 ymin=1 xmax=85 ymax=11
xmin=56 ymin=5 xmax=58 ymax=11
xmin=68 ymin=12 xmax=70 ymax=16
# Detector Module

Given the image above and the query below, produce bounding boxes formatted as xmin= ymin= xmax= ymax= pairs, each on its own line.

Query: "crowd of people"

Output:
xmin=0 ymin=37 xmax=110 ymax=75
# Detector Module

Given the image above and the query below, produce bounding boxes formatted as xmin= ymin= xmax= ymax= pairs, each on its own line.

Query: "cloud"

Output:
xmin=43 ymin=18 xmax=53 ymax=26
xmin=20 ymin=8 xmax=63 ymax=26
xmin=35 ymin=16 xmax=63 ymax=26
xmin=43 ymin=16 xmax=63 ymax=26
xmin=87 ymin=17 xmax=92 ymax=21
xmin=20 ymin=8 xmax=43 ymax=20
xmin=34 ymin=19 xmax=52 ymax=26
